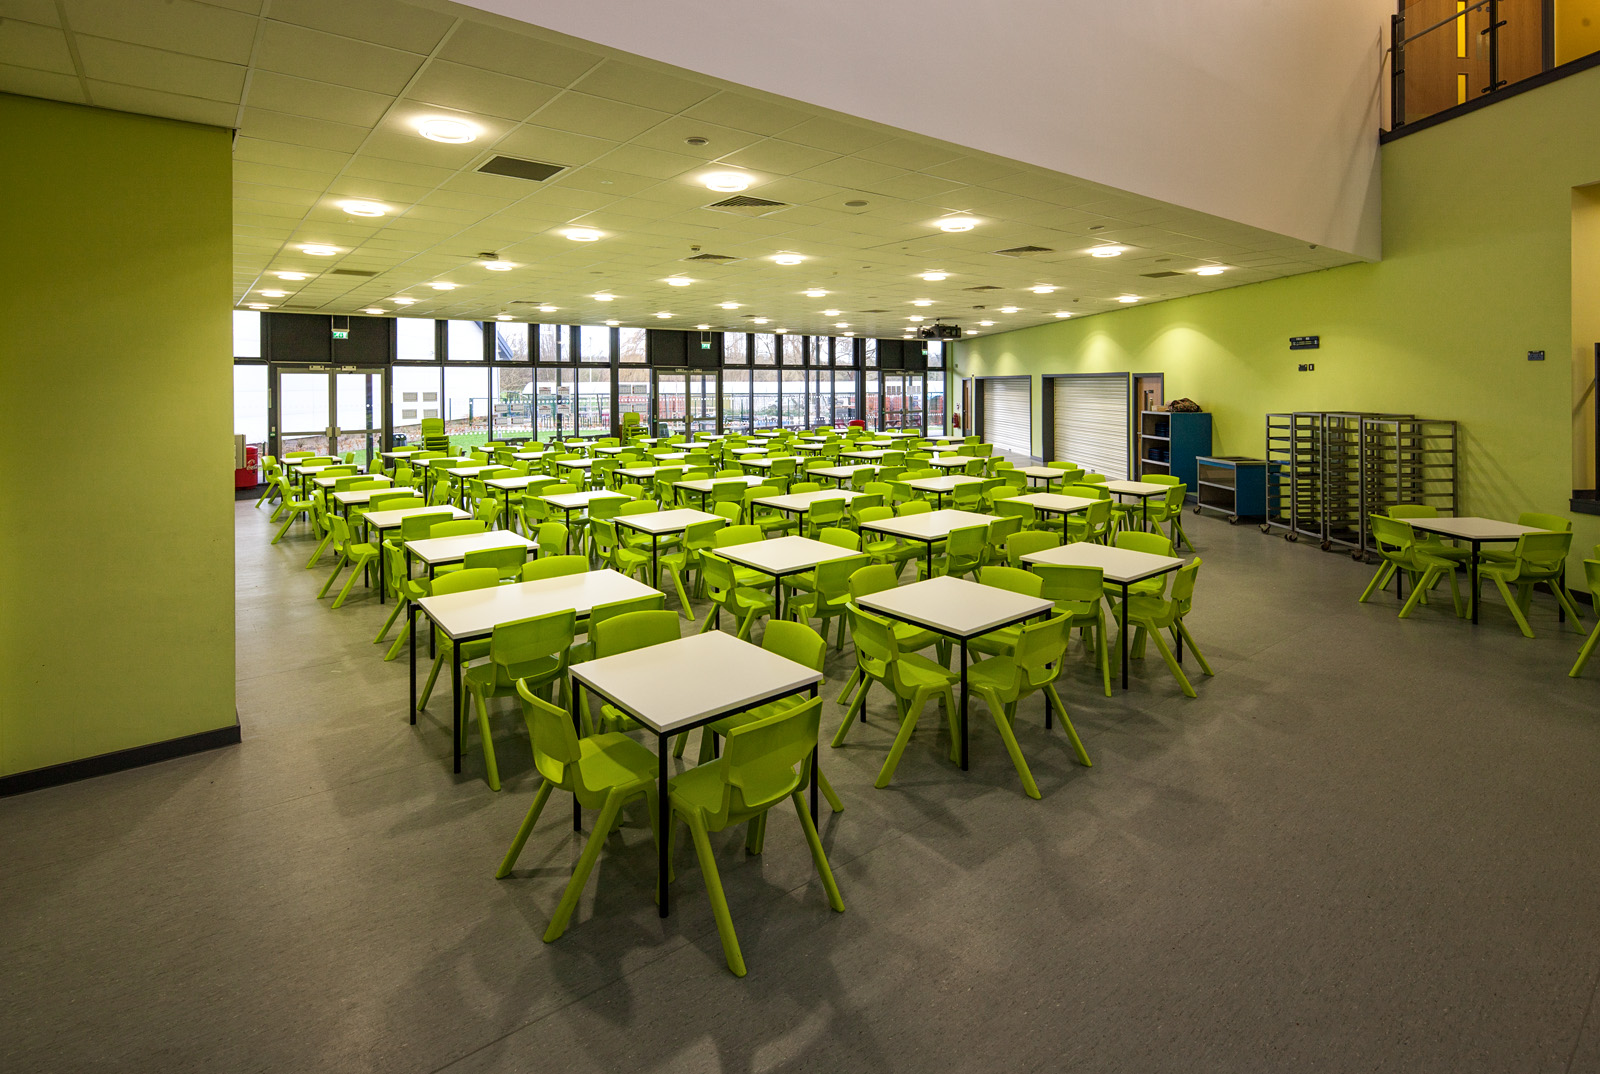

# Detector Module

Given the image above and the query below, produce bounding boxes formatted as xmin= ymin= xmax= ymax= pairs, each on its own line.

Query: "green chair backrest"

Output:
xmin=814 ymin=553 xmax=872 ymax=598
xmin=1080 ymin=473 xmax=1107 ymax=484
xmin=397 ymin=509 xmax=455 ymax=541
xmin=1065 ymin=483 xmax=1109 ymax=500
xmin=586 ymin=593 xmax=667 ymax=636
xmin=897 ymin=500 xmax=932 ymax=516
xmin=1005 ymin=529 xmax=1060 ymax=565
xmin=946 ymin=524 xmax=989 ymax=560
xmin=714 ymin=697 xmax=823 ymax=820
xmin=429 ymin=519 xmax=487 ymax=539
xmin=1033 ymin=562 xmax=1105 ymax=606
xmin=534 ymin=522 xmax=568 ymax=557
xmin=463 ymin=544 xmax=527 ymax=579
xmin=367 ymin=491 xmax=418 ymax=511
xmin=816 ymin=527 xmax=860 ymax=551
xmin=1515 ymin=530 xmax=1572 ymax=572
xmin=714 ymin=524 xmax=765 ymax=548
xmin=1368 ymin=514 xmax=1416 ymax=554
xmin=593 ymin=609 xmax=681 ymax=657
xmin=619 ymin=499 xmax=657 ymax=516
xmin=517 ymin=683 xmax=579 ymax=782
xmin=1012 ymin=614 xmax=1072 ymax=689
xmin=1144 ymin=474 xmax=1181 ymax=486
xmin=491 ymin=609 xmax=576 ymax=679
xmin=856 ymin=505 xmax=894 ymax=527
xmin=521 ymin=555 xmax=589 ymax=581
xmin=995 ymin=499 xmax=1035 ymax=524
xmin=1114 ymin=530 xmax=1175 ymax=557
xmin=431 ymin=567 xmax=499 ymax=596
xmin=978 ymin=564 xmax=1042 ymax=596
xmin=1519 ymin=512 xmax=1572 ymax=533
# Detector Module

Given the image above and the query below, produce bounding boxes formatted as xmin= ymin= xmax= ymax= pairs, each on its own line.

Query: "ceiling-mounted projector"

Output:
xmin=917 ymin=323 xmax=961 ymax=340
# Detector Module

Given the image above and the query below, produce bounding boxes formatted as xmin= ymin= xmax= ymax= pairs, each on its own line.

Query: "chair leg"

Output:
xmin=1491 ymin=575 xmax=1535 ymax=638
xmin=1359 ymin=561 xmax=1395 ymax=603
xmin=318 ymin=554 xmax=348 ymax=599
xmin=1571 ymin=625 xmax=1600 ymax=677
xmin=304 ymin=529 xmax=334 ymax=570
xmin=832 ymin=679 xmax=870 ymax=747
xmin=1044 ymin=685 xmax=1093 ymax=767
xmin=471 ymin=689 xmax=501 ymax=792
xmin=667 ymin=569 xmax=696 ymax=623
xmin=976 ymin=686 xmax=1040 ymax=799
xmin=791 ymin=793 xmax=846 ymax=911
xmin=1553 ymin=581 xmax=1588 ymax=634
xmin=1397 ymin=567 xmax=1439 ymax=619
xmin=544 ymin=792 xmax=628 ymax=942
xmin=383 ymin=619 xmax=410 ymax=662
xmin=1146 ymin=626 xmax=1196 ymax=697
xmin=875 ymin=689 xmax=935 ymax=789
xmin=271 ymin=508 xmax=306 ymax=543
xmin=1175 ymin=619 xmax=1214 ymax=676
xmin=818 ymin=769 xmax=844 ymax=813
xmin=835 ymin=667 xmax=862 ymax=706
xmin=1095 ymin=614 xmax=1112 ymax=698
xmin=331 ymin=555 xmax=373 ymax=609
xmin=374 ymin=600 xmax=404 ymax=644
xmin=419 ymin=650 xmax=444 ymax=708
xmin=494 ymin=780 xmax=555 ymax=877
xmin=686 ymin=812 xmax=746 ymax=977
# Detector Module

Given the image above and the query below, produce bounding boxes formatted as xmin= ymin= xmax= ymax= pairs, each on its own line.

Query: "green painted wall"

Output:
xmin=0 ymin=94 xmax=235 ymax=777
xmin=957 ymin=64 xmax=1600 ymax=572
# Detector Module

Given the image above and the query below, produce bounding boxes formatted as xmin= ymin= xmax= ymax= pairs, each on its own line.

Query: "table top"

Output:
xmin=363 ymin=505 xmax=470 ymax=529
xmin=840 ymin=450 xmax=893 ymax=460
xmin=446 ymin=465 xmax=504 ymax=477
xmin=860 ymin=508 xmax=997 ymax=540
xmin=754 ymin=489 xmax=862 ymax=513
xmin=1406 ymin=517 xmax=1549 ymax=542
xmin=928 ymin=457 xmax=973 ymax=469
xmin=1103 ymin=480 xmax=1170 ymax=497
xmin=570 ymin=630 xmax=822 ymax=735
xmin=293 ymin=464 xmax=338 ymax=475
xmin=714 ymin=534 xmax=863 ymax=575
xmin=1011 ymin=493 xmax=1098 ymax=514
xmin=418 ymin=567 xmax=658 ymax=642
xmin=314 ymin=474 xmax=392 ymax=489
xmin=485 ymin=475 xmax=555 ymax=491
xmin=858 ymin=575 xmax=1054 ymax=638
xmin=556 ymin=458 xmax=596 ymax=469
xmin=332 ymin=487 xmax=416 ymax=506
xmin=741 ymin=456 xmax=802 ymax=468
xmin=592 ymin=445 xmax=632 ymax=455
xmin=1018 ymin=466 xmax=1069 ymax=479
xmin=649 ymin=452 xmax=689 ymax=461
xmin=616 ymin=465 xmax=676 ymax=479
xmin=615 ymin=508 xmax=722 ymax=535
xmin=406 ymin=530 xmax=534 ymax=565
xmin=511 ymin=451 xmax=545 ymax=461
xmin=727 ymin=447 xmax=767 ymax=456
xmin=541 ymin=490 xmax=629 ymax=509
xmin=1022 ymin=540 xmax=1183 ymax=583
xmin=676 ymin=476 xmax=766 ymax=493
xmin=379 ymin=449 xmax=420 ymax=458
xmin=424 ymin=457 xmax=473 ymax=468
xmin=812 ymin=465 xmax=877 ymax=480
xmin=906 ymin=475 xmax=984 ymax=493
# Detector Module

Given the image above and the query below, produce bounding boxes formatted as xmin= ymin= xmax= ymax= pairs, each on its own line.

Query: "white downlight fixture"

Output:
xmin=416 ymin=117 xmax=479 ymax=144
xmin=339 ymin=200 xmax=389 ymax=218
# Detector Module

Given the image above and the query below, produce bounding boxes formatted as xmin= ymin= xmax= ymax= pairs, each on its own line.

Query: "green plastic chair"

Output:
xmin=804 ymin=497 xmax=849 ymax=538
xmin=462 ymin=544 xmax=526 ymax=583
xmin=855 ymin=505 xmax=915 ymax=576
xmin=1359 ymin=515 xmax=1463 ymax=618
xmin=586 ymin=608 xmax=681 ymax=734
xmin=1066 ymin=498 xmax=1113 ymax=544
xmin=698 ymin=553 xmax=774 ymax=639
xmin=589 ymin=517 xmax=651 ymax=583
xmin=1384 ymin=504 xmax=1468 ymax=563
xmin=534 ymin=521 xmax=569 ymax=559
xmin=918 ymin=523 xmax=987 ymax=581
xmin=667 ymin=696 xmax=843 ymax=977
xmin=779 ymin=528 xmax=860 ymax=598
xmin=1109 ymin=530 xmax=1177 ymax=599
xmin=318 ymin=515 xmax=380 ymax=609
xmin=1032 ymin=562 xmax=1112 ymax=697
xmin=835 ymin=564 xmax=948 ymax=708
xmin=417 ymin=568 xmax=500 ymax=712
xmin=967 ymin=612 xmax=1092 ymax=799
xmin=374 ymin=539 xmax=432 ymax=660
xmin=833 ymin=605 xmax=959 ymax=792
xmin=711 ymin=525 xmax=778 ymax=590
xmin=1568 ymin=559 xmax=1600 ymax=676
xmin=785 ymin=553 xmax=871 ymax=650
xmin=462 ymin=609 xmax=577 ymax=791
xmin=983 ymin=515 xmax=1024 ymax=566
xmin=1478 ymin=530 xmax=1584 ymax=638
xmin=1115 ymin=559 xmax=1214 ymax=697
xmin=967 ymin=565 xmax=1045 ymax=661
xmin=1141 ymin=483 xmax=1192 ymax=550
xmin=495 ymin=683 xmax=659 ymax=943
xmin=270 ymin=475 xmax=316 ymax=544
xmin=1005 ymin=529 xmax=1061 ymax=567
xmin=521 ymin=555 xmax=588 ymax=581
xmin=657 ymin=518 xmax=727 ymax=619
xmin=743 ymin=485 xmax=794 ymax=535
xmin=1482 ymin=512 xmax=1571 ymax=564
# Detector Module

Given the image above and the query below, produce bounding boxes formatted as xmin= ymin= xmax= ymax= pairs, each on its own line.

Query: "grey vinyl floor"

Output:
xmin=4 ymin=499 xmax=1600 ymax=1074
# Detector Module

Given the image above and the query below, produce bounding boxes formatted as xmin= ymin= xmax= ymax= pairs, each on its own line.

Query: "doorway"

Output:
xmin=652 ymin=369 xmax=719 ymax=437
xmin=273 ymin=366 xmax=385 ymax=467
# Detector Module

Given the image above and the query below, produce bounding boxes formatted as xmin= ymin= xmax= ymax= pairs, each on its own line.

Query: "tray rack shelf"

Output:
xmin=1358 ymin=417 xmax=1459 ymax=553
xmin=1263 ymin=413 xmax=1294 ymax=537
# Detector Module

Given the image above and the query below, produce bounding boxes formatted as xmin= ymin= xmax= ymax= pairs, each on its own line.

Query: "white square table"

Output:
xmin=752 ymin=489 xmax=862 ymax=526
xmin=540 ymin=490 xmax=629 ymax=553
xmin=1008 ymin=492 xmax=1098 ymax=535
xmin=714 ymin=535 xmax=863 ymax=619
xmin=1405 ymin=516 xmax=1549 ymax=623
xmin=617 ymin=464 xmax=674 ymax=481
xmin=614 ymin=507 xmax=722 ymax=585
xmin=330 ymin=486 xmax=417 ymax=519
xmin=812 ymin=464 xmax=878 ymax=487
xmin=675 ymin=474 xmax=765 ymax=509
xmin=380 ymin=449 xmax=420 ymax=459
xmin=1103 ymin=479 xmax=1171 ymax=531
xmin=1017 ymin=465 xmax=1076 ymax=488
xmin=484 ymin=474 xmax=558 ymax=522
xmin=928 ymin=456 xmax=975 ymax=471
xmin=741 ymin=455 xmax=803 ymax=473
xmin=906 ymin=474 xmax=985 ymax=508
xmin=727 ymin=447 xmax=767 ymax=457
xmin=840 ymin=449 xmax=893 ymax=461
xmin=858 ymin=508 xmax=998 ymax=576
xmin=314 ymin=473 xmax=391 ymax=491
xmin=858 ymin=575 xmax=1054 ymax=770
xmin=362 ymin=505 xmax=469 ymax=601
xmin=1022 ymin=541 xmax=1183 ymax=689
xmin=405 ymin=530 xmax=533 ymax=578
xmin=511 ymin=451 xmax=546 ymax=462
xmin=413 ymin=568 xmax=660 ymax=774
xmin=569 ymin=629 xmax=825 ymax=915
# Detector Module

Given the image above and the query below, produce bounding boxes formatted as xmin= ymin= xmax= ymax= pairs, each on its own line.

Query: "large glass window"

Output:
xmin=492 ymin=365 xmax=534 ymax=440
xmin=927 ymin=368 xmax=947 ymax=433
xmin=809 ymin=336 xmax=827 ymax=368
xmin=902 ymin=373 xmax=924 ymax=430
xmin=535 ymin=367 xmax=566 ymax=443
xmin=926 ymin=340 xmax=944 ymax=368
xmin=782 ymin=334 xmax=804 ymax=365
xmin=447 ymin=319 xmax=484 ymax=361
xmin=397 ymin=317 xmax=436 ymax=361
xmin=618 ymin=367 xmax=650 ymax=429
xmin=577 ymin=368 xmax=612 ymax=437
xmin=233 ymin=311 xmax=261 ymax=358
xmin=864 ymin=370 xmax=881 ymax=429
xmin=781 ymin=369 xmax=806 ymax=429
xmin=538 ymin=323 xmax=567 ymax=363
xmin=619 ymin=327 xmax=646 ymax=364
xmin=494 ymin=321 xmax=529 ymax=361
xmin=579 ymin=325 xmax=610 ymax=363
xmin=809 ymin=369 xmax=832 ymax=427
xmin=753 ymin=333 xmax=776 ymax=367
xmin=724 ymin=332 xmax=748 ymax=365
xmin=864 ymin=338 xmax=878 ymax=368
xmin=834 ymin=337 xmax=856 ymax=367
xmin=753 ymin=369 xmax=779 ymax=428
xmin=233 ymin=365 xmax=267 ymax=473
xmin=833 ymin=369 xmax=857 ymax=423
xmin=393 ymin=365 xmax=441 ymax=445
xmin=721 ymin=367 xmax=750 ymax=433
xmin=444 ymin=366 xmax=489 ymax=449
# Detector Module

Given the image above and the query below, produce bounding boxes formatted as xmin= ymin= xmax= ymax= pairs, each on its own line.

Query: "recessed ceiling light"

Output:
xmin=1029 ymin=285 xmax=1057 ymax=294
xmin=965 ymin=329 xmax=978 ymax=335
xmin=920 ymin=272 xmax=950 ymax=282
xmin=362 ymin=307 xmax=386 ymax=315
xmin=908 ymin=316 xmax=926 ymax=322
xmin=775 ymin=327 xmax=788 ymax=333
xmin=666 ymin=277 xmax=693 ymax=287
xmin=1118 ymin=295 xmax=1139 ymax=303
xmin=936 ymin=216 xmax=978 ymax=232
xmin=752 ymin=317 xmax=769 ymax=325
xmin=394 ymin=297 xmax=417 ymax=305
xmin=416 ymin=117 xmax=479 ymax=144
xmin=911 ymin=299 xmax=933 ymax=307
xmin=246 ymin=303 xmax=270 ymax=310
xmin=538 ymin=304 xmax=558 ymax=313
xmin=771 ymin=253 xmax=805 ymax=265
xmin=656 ymin=311 xmax=673 ymax=319
xmin=563 ymin=227 xmax=602 ymax=242
xmin=259 ymin=289 xmax=287 ymax=297
xmin=605 ymin=319 xmax=620 ymax=326
xmin=998 ymin=306 xmax=1020 ymax=313
xmin=843 ymin=331 xmax=855 ymax=336
xmin=483 ymin=260 xmax=515 ymax=272
xmin=274 ymin=271 xmax=309 ymax=281
xmin=803 ymin=289 xmax=828 ymax=298
xmin=1090 ymin=246 xmax=1124 ymax=258
xmin=300 ymin=244 xmax=338 ymax=256
xmin=594 ymin=293 xmax=615 ymax=301
xmin=430 ymin=282 xmax=457 ymax=291
xmin=719 ymin=302 xmax=740 ymax=310
xmin=695 ymin=323 xmax=710 ymax=330
xmin=834 ymin=322 xmax=850 ymax=328
xmin=702 ymin=171 xmax=753 ymax=193
xmin=339 ymin=200 xmax=389 ymax=218
xmin=495 ymin=314 xmax=512 ymax=321
xmin=978 ymin=320 xmax=995 ymax=326
xmin=1054 ymin=311 xmax=1072 ymax=318
xmin=822 ymin=309 xmax=841 ymax=316
xmin=1195 ymin=265 xmax=1227 ymax=276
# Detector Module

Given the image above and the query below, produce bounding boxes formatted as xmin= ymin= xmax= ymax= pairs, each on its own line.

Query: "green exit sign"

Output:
xmin=331 ymin=328 xmax=350 ymax=340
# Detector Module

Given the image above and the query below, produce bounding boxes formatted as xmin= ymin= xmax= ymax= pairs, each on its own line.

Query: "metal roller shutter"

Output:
xmin=983 ymin=378 xmax=1032 ymax=457
xmin=1053 ymin=375 xmax=1130 ymax=479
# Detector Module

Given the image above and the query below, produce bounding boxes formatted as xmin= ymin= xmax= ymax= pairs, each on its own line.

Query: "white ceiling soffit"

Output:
xmin=0 ymin=0 xmax=1364 ymax=338
xmin=462 ymin=0 xmax=1389 ymax=261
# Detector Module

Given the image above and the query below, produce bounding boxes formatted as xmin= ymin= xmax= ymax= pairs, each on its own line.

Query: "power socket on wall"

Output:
xmin=1297 ymin=362 xmax=1315 ymax=372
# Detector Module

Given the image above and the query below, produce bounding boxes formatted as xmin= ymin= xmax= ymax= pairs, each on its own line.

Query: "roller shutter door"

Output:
xmin=983 ymin=378 xmax=1031 ymax=457
xmin=1053 ymin=375 xmax=1130 ymax=479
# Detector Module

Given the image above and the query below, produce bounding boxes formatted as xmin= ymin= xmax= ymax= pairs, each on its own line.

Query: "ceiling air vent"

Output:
xmin=281 ymin=304 xmax=319 ymax=310
xmin=330 ymin=268 xmax=379 ymax=277
xmin=993 ymin=245 xmax=1054 ymax=258
xmin=963 ymin=285 xmax=1003 ymax=292
xmin=684 ymin=253 xmax=741 ymax=263
xmin=478 ymin=156 xmax=564 ymax=182
xmin=1141 ymin=271 xmax=1183 ymax=278
xmin=857 ymin=309 xmax=890 ymax=314
xmin=704 ymin=195 xmax=788 ymax=218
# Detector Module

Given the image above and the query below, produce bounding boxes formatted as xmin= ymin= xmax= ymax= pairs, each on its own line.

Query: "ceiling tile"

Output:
xmin=343 ymin=154 xmax=455 ymax=187
xmin=74 ymin=35 xmax=245 ymax=102
xmin=922 ymin=156 xmax=1025 ymax=186
xmin=255 ymin=21 xmax=422 ymax=95
xmin=90 ymin=81 xmax=237 ymax=126
xmin=436 ymin=19 xmax=601 ymax=86
xmin=631 ymin=115 xmax=762 ymax=157
xmin=0 ymin=18 xmax=72 ymax=72
xmin=233 ymin=160 xmax=330 ymax=190
xmin=233 ymin=182 xmax=319 ymax=207
xmin=530 ymin=90 xmax=667 ymax=142
xmin=0 ymin=62 xmax=83 ymax=100
xmin=854 ymin=136 xmax=964 ymax=172
xmin=232 ymin=135 xmax=351 ymax=172
xmin=0 ymin=0 xmax=58 ymax=25
xmin=325 ymin=177 xmax=435 ymax=204
xmin=571 ymin=58 xmax=715 ymax=112
xmin=681 ymin=90 xmax=811 ymax=135
xmin=406 ymin=59 xmax=557 ymax=121
xmin=858 ymin=170 xmax=965 ymax=202
xmin=591 ymin=143 xmax=703 ymax=181
xmin=490 ymin=123 xmax=616 ymax=168
xmin=718 ymin=138 xmax=837 ymax=176
xmin=64 ymin=0 xmax=256 ymax=64
xmin=357 ymin=128 xmax=483 ymax=168
xmin=240 ymin=106 xmax=368 ymax=152
xmin=774 ymin=116 xmax=887 ymax=155
xmin=245 ymin=70 xmax=391 ymax=128
xmin=554 ymin=167 xmax=658 ymax=197
xmin=266 ymin=0 xmax=453 ymax=55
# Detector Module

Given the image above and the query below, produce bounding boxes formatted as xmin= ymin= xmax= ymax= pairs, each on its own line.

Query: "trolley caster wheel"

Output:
xmin=1285 ymin=533 xmax=1298 ymax=543
xmin=1351 ymin=549 xmax=1367 ymax=562
xmin=1259 ymin=523 xmax=1271 ymax=534
xmin=1193 ymin=505 xmax=1202 ymax=515
xmin=1228 ymin=515 xmax=1240 ymax=525
xmin=1320 ymin=540 xmax=1332 ymax=552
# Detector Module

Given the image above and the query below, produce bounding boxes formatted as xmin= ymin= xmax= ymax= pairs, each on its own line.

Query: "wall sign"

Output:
xmin=1289 ymin=335 xmax=1320 ymax=350
xmin=1527 ymin=350 xmax=1545 ymax=361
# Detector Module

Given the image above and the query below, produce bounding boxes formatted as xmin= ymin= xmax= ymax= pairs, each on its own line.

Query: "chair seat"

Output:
xmin=895 ymin=652 xmax=961 ymax=689
xmin=732 ymin=566 xmax=777 ymax=589
xmin=966 ymin=655 xmax=1023 ymax=693
xmin=576 ymin=731 xmax=659 ymax=790
xmin=463 ymin=653 xmax=564 ymax=691
xmin=668 ymin=758 xmax=738 ymax=813
xmin=968 ymin=625 xmax=1023 ymax=658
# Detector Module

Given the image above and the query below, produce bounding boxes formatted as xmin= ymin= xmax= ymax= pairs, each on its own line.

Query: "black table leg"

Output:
xmin=658 ymin=735 xmax=670 ymax=918
xmin=1470 ymin=541 xmax=1481 ymax=624
xmin=408 ymin=602 xmax=417 ymax=724
xmin=959 ymin=638 xmax=970 ymax=770
xmin=451 ymin=639 xmax=462 ymax=774
xmin=809 ymin=683 xmax=820 ymax=822
xmin=652 ymin=532 xmax=660 ymax=588
xmin=1120 ymin=581 xmax=1131 ymax=689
